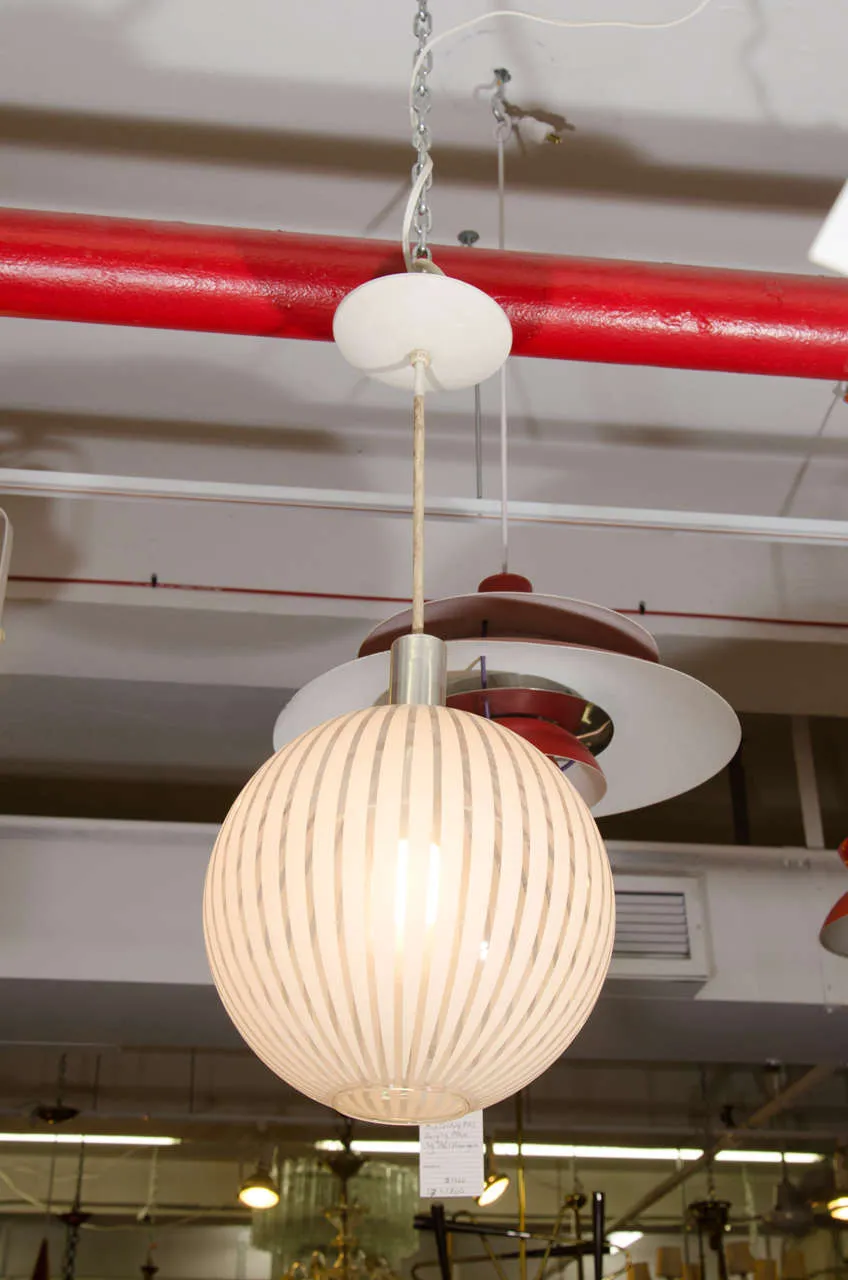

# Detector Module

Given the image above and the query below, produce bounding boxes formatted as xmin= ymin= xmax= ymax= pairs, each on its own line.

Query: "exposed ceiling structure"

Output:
xmin=0 ymin=0 xmax=847 ymax=1275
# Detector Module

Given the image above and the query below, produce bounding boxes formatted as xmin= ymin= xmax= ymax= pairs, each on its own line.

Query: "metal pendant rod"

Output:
xmin=412 ymin=388 xmax=426 ymax=634
xmin=389 ymin=634 xmax=447 ymax=707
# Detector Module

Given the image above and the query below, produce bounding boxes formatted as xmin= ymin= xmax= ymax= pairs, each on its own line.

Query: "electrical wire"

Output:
xmin=138 ymin=1147 xmax=159 ymax=1224
xmin=474 ymin=383 xmax=484 ymax=499
xmin=411 ymin=351 xmax=430 ymax=632
xmin=495 ymin=100 xmax=510 ymax=572
xmin=780 ymin=381 xmax=847 ymax=516
xmin=499 ymin=359 xmax=510 ymax=573
xmin=0 ymin=1166 xmax=47 ymax=1211
xmin=402 ymin=156 xmax=435 ymax=270
xmin=404 ymin=1 xmax=714 ymax=270
xmin=0 ymin=508 xmax=12 ymax=642
xmin=409 ymin=0 xmax=714 ymax=126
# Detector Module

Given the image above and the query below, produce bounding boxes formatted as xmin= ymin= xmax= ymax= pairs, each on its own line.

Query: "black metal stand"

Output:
xmin=592 ymin=1192 xmax=605 ymax=1280
xmin=431 ymin=1204 xmax=452 ymax=1280
xmin=415 ymin=1199 xmax=610 ymax=1278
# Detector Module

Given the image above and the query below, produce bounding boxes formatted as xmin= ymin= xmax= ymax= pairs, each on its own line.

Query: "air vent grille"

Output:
xmin=613 ymin=890 xmax=690 ymax=960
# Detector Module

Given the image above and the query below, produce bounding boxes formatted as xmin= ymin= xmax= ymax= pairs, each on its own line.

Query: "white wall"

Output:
xmin=0 ymin=818 xmax=846 ymax=1008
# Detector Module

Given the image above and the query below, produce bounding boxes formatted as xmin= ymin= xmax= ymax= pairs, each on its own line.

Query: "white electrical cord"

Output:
xmin=402 ymin=156 xmax=435 ymax=270
xmin=499 ymin=367 xmax=510 ymax=572
xmin=411 ymin=350 xmax=431 ymax=633
xmin=0 ymin=508 xmax=12 ymax=643
xmin=496 ymin=124 xmax=510 ymax=571
xmin=780 ymin=381 xmax=847 ymax=516
xmin=409 ymin=0 xmax=714 ymax=126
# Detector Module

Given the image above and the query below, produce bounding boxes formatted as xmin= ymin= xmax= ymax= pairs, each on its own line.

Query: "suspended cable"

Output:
xmin=780 ymin=381 xmax=847 ymax=516
xmin=411 ymin=351 xmax=430 ymax=633
xmin=409 ymin=0 xmax=714 ymax=127
xmin=494 ymin=74 xmax=511 ymax=572
xmin=474 ymin=384 xmax=484 ymax=500
xmin=457 ymin=229 xmax=486 ymax=501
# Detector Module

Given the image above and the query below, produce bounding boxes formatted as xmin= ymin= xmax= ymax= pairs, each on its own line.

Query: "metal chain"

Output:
xmin=411 ymin=0 xmax=433 ymax=260
xmin=61 ymin=1220 xmax=82 ymax=1280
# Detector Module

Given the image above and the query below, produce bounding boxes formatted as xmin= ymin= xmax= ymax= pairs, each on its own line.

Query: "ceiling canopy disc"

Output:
xmin=359 ymin=592 xmax=659 ymax=663
xmin=332 ymin=272 xmax=513 ymax=391
xmin=273 ymin=640 xmax=740 ymax=818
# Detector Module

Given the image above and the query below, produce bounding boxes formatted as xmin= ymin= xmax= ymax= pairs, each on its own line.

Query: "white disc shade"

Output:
xmin=273 ymin=642 xmax=741 ymax=818
xmin=332 ymin=273 xmax=513 ymax=391
xmin=359 ymin=592 xmax=660 ymax=663
xmin=204 ymin=703 xmax=614 ymax=1124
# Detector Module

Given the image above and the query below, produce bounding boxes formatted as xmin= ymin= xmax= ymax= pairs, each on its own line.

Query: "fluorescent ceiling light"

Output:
xmin=317 ymin=1139 xmax=420 ymax=1155
xmin=316 ymin=1141 xmax=822 ymax=1164
xmin=714 ymin=1151 xmax=821 ymax=1165
xmin=493 ymin=1144 xmax=703 ymax=1161
xmin=609 ymin=1232 xmax=644 ymax=1252
xmin=316 ymin=1141 xmax=702 ymax=1160
xmin=0 ymin=1133 xmax=180 ymax=1147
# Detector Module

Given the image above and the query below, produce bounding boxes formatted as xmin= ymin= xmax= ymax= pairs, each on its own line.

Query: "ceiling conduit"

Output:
xmin=0 ymin=207 xmax=847 ymax=378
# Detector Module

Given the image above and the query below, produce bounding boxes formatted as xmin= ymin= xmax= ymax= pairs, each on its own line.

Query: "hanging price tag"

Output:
xmin=419 ymin=1111 xmax=484 ymax=1199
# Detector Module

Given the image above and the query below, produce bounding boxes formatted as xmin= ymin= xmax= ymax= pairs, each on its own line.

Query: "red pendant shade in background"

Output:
xmin=358 ymin=575 xmax=636 ymax=806
xmin=820 ymin=839 xmax=848 ymax=958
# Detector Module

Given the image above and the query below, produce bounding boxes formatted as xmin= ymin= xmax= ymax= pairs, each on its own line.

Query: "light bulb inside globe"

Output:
xmin=477 ymin=1171 xmax=510 ymax=1207
xmin=204 ymin=701 xmax=615 ymax=1126
xmin=238 ymin=1168 xmax=279 ymax=1211
xmin=828 ymin=1195 xmax=848 ymax=1222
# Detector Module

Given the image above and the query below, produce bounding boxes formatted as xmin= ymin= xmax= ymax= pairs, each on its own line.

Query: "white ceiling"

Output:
xmin=0 ymin=2 xmax=845 ymax=1170
xmin=0 ymin=0 xmax=845 ymax=751
xmin=0 ymin=0 xmax=844 ymax=785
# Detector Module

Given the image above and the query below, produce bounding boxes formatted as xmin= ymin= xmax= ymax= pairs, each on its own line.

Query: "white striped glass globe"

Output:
xmin=204 ymin=704 xmax=615 ymax=1124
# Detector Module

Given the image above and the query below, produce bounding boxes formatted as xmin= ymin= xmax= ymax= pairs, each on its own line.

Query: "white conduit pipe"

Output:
xmin=3 ymin=467 xmax=848 ymax=548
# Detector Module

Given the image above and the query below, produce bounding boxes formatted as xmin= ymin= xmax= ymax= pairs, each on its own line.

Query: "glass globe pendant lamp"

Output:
xmin=203 ymin=266 xmax=616 ymax=1124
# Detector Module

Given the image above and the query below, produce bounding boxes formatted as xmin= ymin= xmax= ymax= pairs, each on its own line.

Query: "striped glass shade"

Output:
xmin=204 ymin=703 xmax=614 ymax=1124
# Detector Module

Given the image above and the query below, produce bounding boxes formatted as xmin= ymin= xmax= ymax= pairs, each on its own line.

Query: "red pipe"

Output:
xmin=11 ymin=575 xmax=848 ymax=630
xmin=1 ymin=206 xmax=847 ymax=378
xmin=9 ymin=574 xmax=412 ymax=606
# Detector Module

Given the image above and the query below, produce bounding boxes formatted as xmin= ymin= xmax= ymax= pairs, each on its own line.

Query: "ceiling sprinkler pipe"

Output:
xmin=10 ymin=574 xmax=848 ymax=632
xmin=1 ymin=207 xmax=848 ymax=377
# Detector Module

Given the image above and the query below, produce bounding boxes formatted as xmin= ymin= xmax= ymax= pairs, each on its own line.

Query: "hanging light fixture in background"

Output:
xmin=238 ymin=1165 xmax=280 ymax=1211
xmin=829 ymin=1197 xmax=848 ymax=1222
xmin=477 ymin=1171 xmax=511 ymax=1207
xmin=819 ymin=838 xmax=848 ymax=957
xmin=203 ymin=0 xmax=615 ymax=1127
xmin=477 ymin=1143 xmax=510 ymax=1207
xmin=828 ymin=1149 xmax=848 ymax=1221
xmin=252 ymin=1128 xmax=419 ymax=1280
